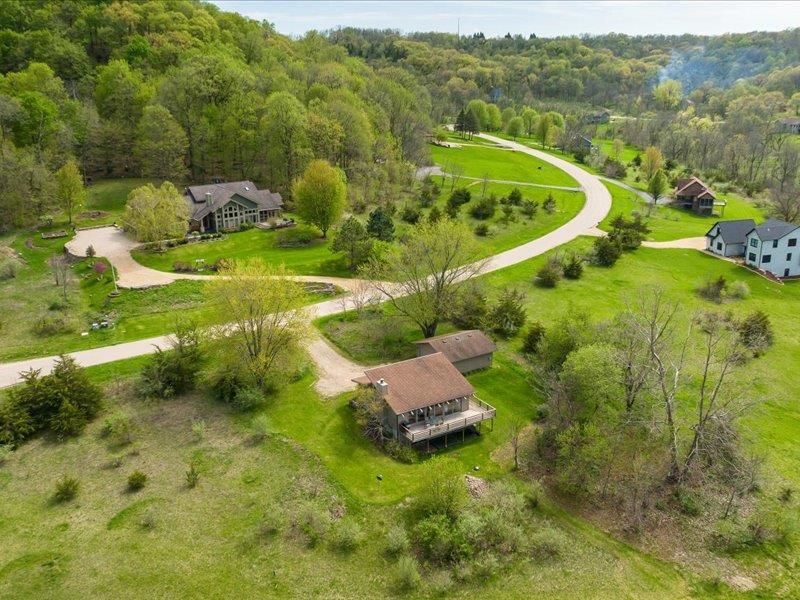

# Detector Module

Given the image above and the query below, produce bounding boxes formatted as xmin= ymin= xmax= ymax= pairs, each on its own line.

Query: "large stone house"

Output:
xmin=674 ymin=176 xmax=725 ymax=215
xmin=705 ymin=219 xmax=756 ymax=257
xmin=414 ymin=330 xmax=496 ymax=374
xmin=353 ymin=352 xmax=496 ymax=446
xmin=185 ymin=181 xmax=283 ymax=232
xmin=744 ymin=219 xmax=800 ymax=278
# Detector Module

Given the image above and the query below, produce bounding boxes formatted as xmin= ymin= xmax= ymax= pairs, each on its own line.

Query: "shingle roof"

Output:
xmin=751 ymin=218 xmax=799 ymax=242
xmin=706 ymin=219 xmax=756 ymax=244
xmin=675 ymin=176 xmax=712 ymax=197
xmin=185 ymin=181 xmax=282 ymax=221
xmin=414 ymin=330 xmax=496 ymax=364
xmin=359 ymin=353 xmax=474 ymax=415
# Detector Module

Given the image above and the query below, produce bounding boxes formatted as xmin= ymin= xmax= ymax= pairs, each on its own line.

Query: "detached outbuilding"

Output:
xmin=414 ymin=330 xmax=496 ymax=374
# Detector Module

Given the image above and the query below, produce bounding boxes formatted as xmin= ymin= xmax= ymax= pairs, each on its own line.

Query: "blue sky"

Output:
xmin=211 ymin=1 xmax=800 ymax=37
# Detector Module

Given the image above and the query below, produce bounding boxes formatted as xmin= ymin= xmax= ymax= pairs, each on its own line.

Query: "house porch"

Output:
xmin=398 ymin=397 xmax=496 ymax=445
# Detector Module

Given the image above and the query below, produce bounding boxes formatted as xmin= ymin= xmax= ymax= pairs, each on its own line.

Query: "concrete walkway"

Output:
xmin=0 ymin=133 xmax=613 ymax=392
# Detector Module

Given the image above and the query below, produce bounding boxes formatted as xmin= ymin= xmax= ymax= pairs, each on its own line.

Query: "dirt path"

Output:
xmin=305 ymin=335 xmax=369 ymax=396
xmin=642 ymin=237 xmax=707 ymax=250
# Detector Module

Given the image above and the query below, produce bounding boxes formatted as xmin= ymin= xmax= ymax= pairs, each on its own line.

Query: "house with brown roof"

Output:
xmin=414 ymin=330 xmax=496 ymax=374
xmin=352 ymin=352 xmax=496 ymax=446
xmin=185 ymin=181 xmax=283 ymax=232
xmin=673 ymin=176 xmax=725 ymax=215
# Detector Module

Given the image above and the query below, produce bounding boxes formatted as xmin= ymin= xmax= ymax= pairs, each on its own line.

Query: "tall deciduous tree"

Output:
xmin=54 ymin=159 xmax=86 ymax=225
xmin=366 ymin=219 xmax=485 ymax=337
xmin=206 ymin=259 xmax=309 ymax=384
xmin=647 ymin=169 xmax=668 ymax=215
xmin=293 ymin=159 xmax=346 ymax=238
xmin=652 ymin=79 xmax=683 ymax=110
xmin=641 ymin=146 xmax=663 ymax=181
xmin=122 ymin=182 xmax=188 ymax=242
xmin=261 ymin=91 xmax=311 ymax=191
xmin=134 ymin=105 xmax=188 ymax=181
xmin=506 ymin=116 xmax=524 ymax=139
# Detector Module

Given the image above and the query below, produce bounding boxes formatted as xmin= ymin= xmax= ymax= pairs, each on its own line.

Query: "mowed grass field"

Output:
xmin=599 ymin=181 xmax=765 ymax=241
xmin=430 ymin=143 xmax=579 ymax=188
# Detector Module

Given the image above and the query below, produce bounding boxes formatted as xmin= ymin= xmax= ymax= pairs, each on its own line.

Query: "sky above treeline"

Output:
xmin=211 ymin=1 xmax=799 ymax=38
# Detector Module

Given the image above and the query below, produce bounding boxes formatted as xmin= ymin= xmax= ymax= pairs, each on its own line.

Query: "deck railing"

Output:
xmin=399 ymin=396 xmax=496 ymax=443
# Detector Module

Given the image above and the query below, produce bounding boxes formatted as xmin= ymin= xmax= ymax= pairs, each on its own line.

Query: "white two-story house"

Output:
xmin=744 ymin=219 xmax=800 ymax=279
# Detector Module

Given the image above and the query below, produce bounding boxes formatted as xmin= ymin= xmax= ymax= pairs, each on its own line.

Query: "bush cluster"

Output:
xmin=488 ymin=288 xmax=527 ymax=338
xmin=0 ymin=356 xmax=102 ymax=445
xmin=137 ymin=323 xmax=204 ymax=400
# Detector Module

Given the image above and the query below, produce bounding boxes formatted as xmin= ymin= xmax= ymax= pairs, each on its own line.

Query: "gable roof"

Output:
xmin=185 ymin=181 xmax=283 ymax=221
xmin=705 ymin=219 xmax=756 ymax=244
xmin=675 ymin=176 xmax=712 ymax=197
xmin=359 ymin=353 xmax=474 ymax=415
xmin=414 ymin=330 xmax=496 ymax=364
xmin=750 ymin=218 xmax=799 ymax=242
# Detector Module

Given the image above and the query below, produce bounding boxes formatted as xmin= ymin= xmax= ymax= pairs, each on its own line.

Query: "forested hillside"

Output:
xmin=0 ymin=0 xmax=431 ymax=231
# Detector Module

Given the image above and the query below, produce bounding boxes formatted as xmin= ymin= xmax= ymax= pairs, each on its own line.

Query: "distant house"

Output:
xmin=778 ymin=118 xmax=800 ymax=134
xmin=414 ymin=330 xmax=496 ymax=374
xmin=584 ymin=110 xmax=611 ymax=125
xmin=744 ymin=219 xmax=800 ymax=278
xmin=674 ymin=176 xmax=725 ymax=215
xmin=185 ymin=181 xmax=283 ymax=232
xmin=705 ymin=219 xmax=756 ymax=257
xmin=352 ymin=352 xmax=496 ymax=446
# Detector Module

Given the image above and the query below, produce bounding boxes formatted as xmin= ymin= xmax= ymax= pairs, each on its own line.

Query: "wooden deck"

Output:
xmin=399 ymin=397 xmax=496 ymax=444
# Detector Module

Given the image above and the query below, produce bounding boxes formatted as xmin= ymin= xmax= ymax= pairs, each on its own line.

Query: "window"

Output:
xmin=762 ymin=255 xmax=772 ymax=263
xmin=716 ymin=242 xmax=722 ymax=251
xmin=773 ymin=240 xmax=779 ymax=248
xmin=749 ymin=238 xmax=759 ymax=248
xmin=788 ymin=253 xmax=793 ymax=261
xmin=790 ymin=239 xmax=797 ymax=247
xmin=748 ymin=252 xmax=756 ymax=262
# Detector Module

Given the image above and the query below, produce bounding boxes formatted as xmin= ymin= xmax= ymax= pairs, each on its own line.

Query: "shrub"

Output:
xmin=296 ymin=505 xmax=331 ymax=548
xmin=250 ymin=414 xmax=271 ymax=442
xmin=608 ymin=214 xmax=650 ymax=250
xmin=232 ymin=387 xmax=265 ymax=411
xmin=396 ymin=555 xmax=421 ymax=591
xmin=53 ymin=475 xmax=79 ymax=503
xmin=447 ymin=188 xmax=471 ymax=208
xmin=191 ymin=419 xmax=206 ymax=442
xmin=697 ymin=276 xmax=728 ymax=303
xmin=0 ymin=398 xmax=35 ymax=446
xmin=474 ymin=223 xmax=490 ymax=236
xmin=709 ymin=518 xmax=752 ymax=553
xmin=239 ymin=220 xmax=255 ymax=231
xmin=526 ymin=479 xmax=545 ymax=509
xmin=728 ymin=280 xmax=750 ymax=299
xmin=210 ymin=257 xmax=232 ymax=272
xmin=410 ymin=456 xmax=468 ymax=522
xmin=520 ymin=199 xmax=539 ymax=218
xmin=737 ymin=310 xmax=774 ymax=354
xmin=469 ymin=552 xmax=500 ymax=581
xmin=0 ymin=260 xmax=18 ymax=280
xmin=562 ymin=253 xmax=584 ymax=279
xmin=536 ymin=257 xmax=563 ymax=288
xmin=330 ymin=518 xmax=363 ymax=553
xmin=470 ymin=195 xmax=498 ymax=220
xmin=507 ymin=188 xmax=523 ymax=206
xmin=488 ymin=288 xmax=527 ymax=337
xmin=137 ymin=323 xmax=203 ymax=399
xmin=522 ymin=322 xmax=546 ymax=355
xmin=674 ymin=487 xmax=702 ymax=516
xmin=276 ymin=226 xmax=317 ymax=247
xmin=127 ymin=470 xmax=147 ymax=492
xmin=139 ymin=510 xmax=158 ymax=530
xmin=385 ymin=439 xmax=417 ymax=464
xmin=172 ymin=261 xmax=194 ymax=273
xmin=529 ymin=523 xmax=569 ymax=559
xmin=185 ymin=462 xmax=200 ymax=489
xmin=603 ymin=157 xmax=627 ymax=179
xmin=593 ymin=236 xmax=622 ymax=266
xmin=543 ymin=193 xmax=556 ymax=213
xmin=400 ymin=205 xmax=421 ymax=224
xmin=32 ymin=314 xmax=75 ymax=336
xmin=450 ymin=284 xmax=488 ymax=330
xmin=427 ymin=206 xmax=443 ymax=224
xmin=101 ymin=412 xmax=134 ymax=447
xmin=48 ymin=297 xmax=69 ymax=311
xmin=386 ymin=525 xmax=410 ymax=556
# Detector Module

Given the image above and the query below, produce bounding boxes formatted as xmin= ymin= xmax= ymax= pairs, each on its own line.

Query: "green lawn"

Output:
xmin=430 ymin=143 xmax=579 ymax=188
xmin=599 ymin=180 xmax=764 ymax=241
xmin=132 ymin=226 xmax=351 ymax=278
xmin=74 ymin=178 xmax=159 ymax=229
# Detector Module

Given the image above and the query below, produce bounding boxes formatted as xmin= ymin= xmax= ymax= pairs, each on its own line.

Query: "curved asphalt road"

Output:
xmin=0 ymin=134 xmax=611 ymax=389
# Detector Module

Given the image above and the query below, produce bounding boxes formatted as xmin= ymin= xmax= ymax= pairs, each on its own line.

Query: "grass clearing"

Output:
xmin=74 ymin=178 xmax=159 ymax=229
xmin=431 ymin=143 xmax=579 ymax=188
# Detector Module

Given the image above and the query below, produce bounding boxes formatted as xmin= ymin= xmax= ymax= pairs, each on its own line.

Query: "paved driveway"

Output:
xmin=1 ymin=136 xmax=613 ymax=390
